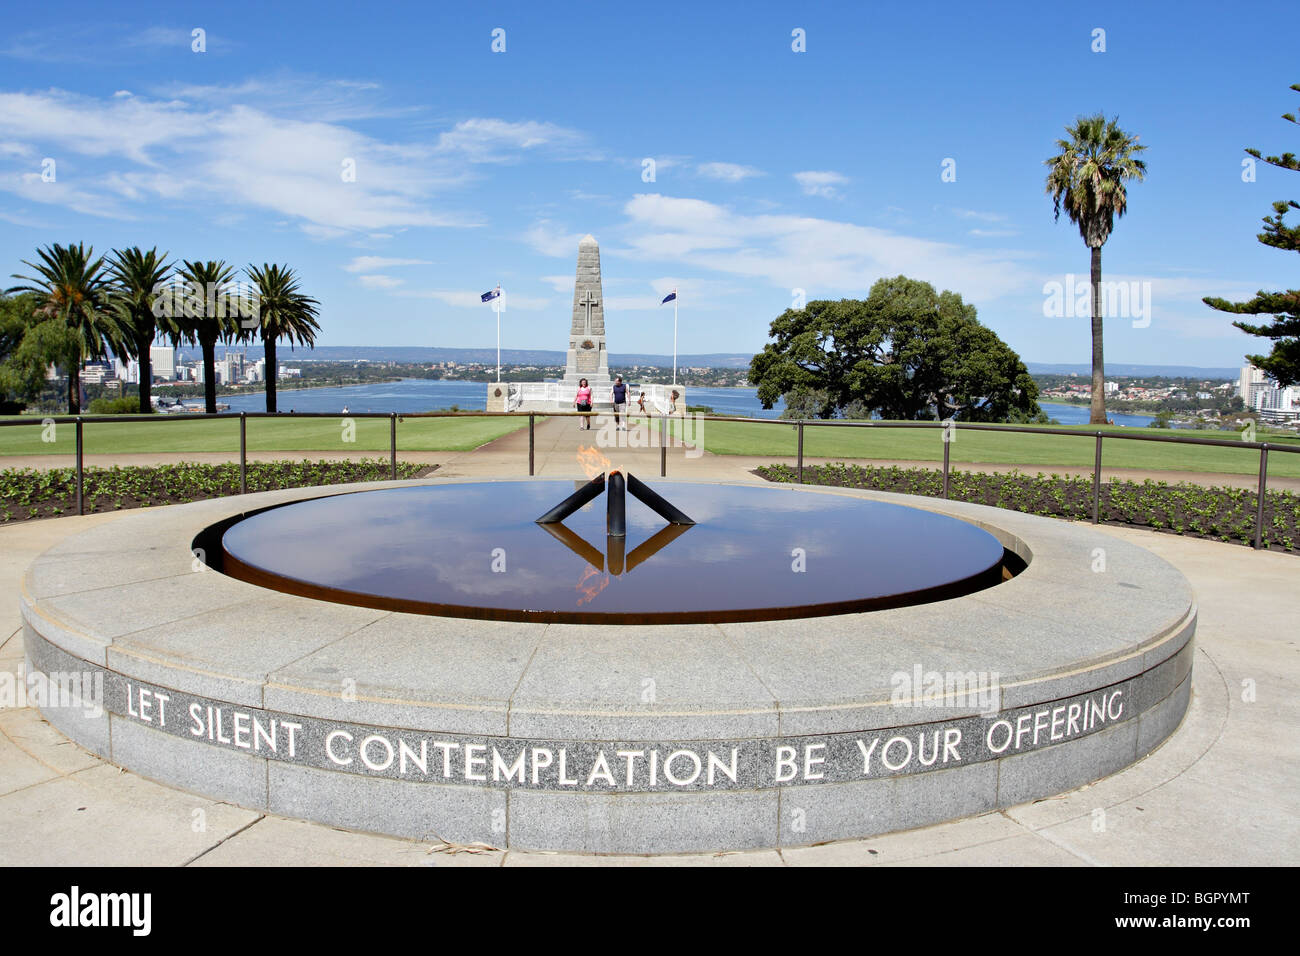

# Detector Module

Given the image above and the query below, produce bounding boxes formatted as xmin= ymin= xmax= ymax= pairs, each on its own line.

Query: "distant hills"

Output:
xmin=198 ymin=345 xmax=1239 ymax=379
xmin=204 ymin=345 xmax=756 ymax=369
xmin=1024 ymin=362 xmax=1239 ymax=379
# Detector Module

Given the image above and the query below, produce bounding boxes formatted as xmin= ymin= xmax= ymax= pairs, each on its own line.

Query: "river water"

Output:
xmin=217 ymin=379 xmax=1155 ymax=426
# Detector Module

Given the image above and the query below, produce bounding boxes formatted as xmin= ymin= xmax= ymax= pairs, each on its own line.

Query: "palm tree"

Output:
xmin=107 ymin=247 xmax=173 ymax=413
xmin=7 ymin=243 xmax=122 ymax=413
xmin=174 ymin=260 xmax=239 ymax=413
xmin=245 ymin=264 xmax=320 ymax=413
xmin=1045 ymin=114 xmax=1148 ymax=424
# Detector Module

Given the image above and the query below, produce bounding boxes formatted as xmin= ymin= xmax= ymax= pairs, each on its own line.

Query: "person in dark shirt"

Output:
xmin=611 ymin=376 xmax=628 ymax=430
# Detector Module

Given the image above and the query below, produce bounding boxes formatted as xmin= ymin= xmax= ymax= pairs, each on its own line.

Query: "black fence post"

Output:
xmin=239 ymin=412 xmax=247 ymax=495
xmin=528 ymin=413 xmax=535 ymax=476
xmin=660 ymin=417 xmax=667 ymax=477
xmin=1255 ymin=444 xmax=1269 ymax=550
xmin=942 ymin=430 xmax=951 ymax=499
xmin=1092 ymin=432 xmax=1103 ymax=524
xmin=797 ymin=421 xmax=805 ymax=484
xmin=75 ymin=416 xmax=84 ymax=516
xmin=390 ymin=413 xmax=397 ymax=480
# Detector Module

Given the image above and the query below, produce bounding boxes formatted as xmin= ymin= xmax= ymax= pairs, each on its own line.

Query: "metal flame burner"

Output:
xmin=218 ymin=481 xmax=1009 ymax=624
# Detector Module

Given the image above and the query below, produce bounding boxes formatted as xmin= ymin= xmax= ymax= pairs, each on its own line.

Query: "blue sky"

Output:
xmin=1 ymin=0 xmax=1296 ymax=368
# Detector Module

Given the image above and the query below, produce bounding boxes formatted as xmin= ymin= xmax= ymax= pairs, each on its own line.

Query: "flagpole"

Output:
xmin=672 ymin=294 xmax=678 ymax=387
xmin=496 ymin=284 xmax=502 ymax=383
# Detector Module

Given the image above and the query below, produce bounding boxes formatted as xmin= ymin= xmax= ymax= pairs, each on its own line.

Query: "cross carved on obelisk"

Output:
xmin=578 ymin=290 xmax=599 ymax=334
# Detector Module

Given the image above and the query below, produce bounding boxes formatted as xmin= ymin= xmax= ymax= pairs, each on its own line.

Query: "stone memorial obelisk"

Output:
xmin=560 ymin=234 xmax=611 ymax=402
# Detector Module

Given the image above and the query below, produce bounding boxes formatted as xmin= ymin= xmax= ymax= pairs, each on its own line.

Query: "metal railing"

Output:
xmin=1 ymin=410 xmax=1296 ymax=550
xmin=746 ymin=416 xmax=1298 ymax=550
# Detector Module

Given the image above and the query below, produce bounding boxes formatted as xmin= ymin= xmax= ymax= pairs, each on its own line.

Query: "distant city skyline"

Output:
xmin=2 ymin=1 xmax=1296 ymax=368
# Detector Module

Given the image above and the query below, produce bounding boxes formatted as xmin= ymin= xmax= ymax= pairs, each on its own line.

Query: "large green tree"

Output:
xmin=0 ymin=293 xmax=51 ymax=410
xmin=244 ymin=264 xmax=320 ymax=413
xmin=107 ymin=247 xmax=174 ymax=413
xmin=749 ymin=276 xmax=1041 ymax=422
xmin=1203 ymin=83 xmax=1299 ymax=386
xmin=1045 ymin=113 xmax=1148 ymax=424
xmin=171 ymin=260 xmax=239 ymax=413
xmin=7 ymin=243 xmax=124 ymax=413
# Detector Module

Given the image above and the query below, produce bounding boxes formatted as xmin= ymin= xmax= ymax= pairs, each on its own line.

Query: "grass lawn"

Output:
xmin=670 ymin=418 xmax=1300 ymax=477
xmin=0 ymin=414 xmax=531 ymax=455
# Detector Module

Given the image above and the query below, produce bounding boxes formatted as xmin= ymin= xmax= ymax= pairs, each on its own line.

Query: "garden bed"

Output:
xmin=0 ymin=460 xmax=435 ymax=522
xmin=755 ymin=462 xmax=1299 ymax=553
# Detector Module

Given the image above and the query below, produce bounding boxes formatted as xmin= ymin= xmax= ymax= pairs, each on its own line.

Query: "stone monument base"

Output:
xmin=21 ymin=479 xmax=1193 ymax=853
xmin=486 ymin=382 xmax=687 ymax=415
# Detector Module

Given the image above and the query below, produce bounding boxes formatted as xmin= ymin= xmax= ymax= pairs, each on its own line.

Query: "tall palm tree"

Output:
xmin=7 ymin=243 xmax=122 ymax=413
xmin=1045 ymin=114 xmax=1148 ymax=424
xmin=107 ymin=247 xmax=174 ymax=413
xmin=245 ymin=264 xmax=320 ymax=413
xmin=174 ymin=260 xmax=239 ymax=413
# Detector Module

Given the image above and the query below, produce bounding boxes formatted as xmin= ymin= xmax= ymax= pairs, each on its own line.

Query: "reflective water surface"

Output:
xmin=220 ymin=482 xmax=1007 ymax=623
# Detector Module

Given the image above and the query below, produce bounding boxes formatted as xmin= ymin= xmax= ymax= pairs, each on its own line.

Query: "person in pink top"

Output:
xmin=574 ymin=378 xmax=593 ymax=430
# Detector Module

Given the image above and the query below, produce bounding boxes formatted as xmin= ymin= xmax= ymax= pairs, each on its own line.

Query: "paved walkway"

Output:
xmin=5 ymin=412 xmax=1294 ymax=492
xmin=1 ymin=458 xmax=1296 ymax=865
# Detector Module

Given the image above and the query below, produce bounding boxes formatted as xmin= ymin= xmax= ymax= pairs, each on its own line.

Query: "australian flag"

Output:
xmin=661 ymin=289 xmax=677 ymax=304
xmin=481 ymin=285 xmax=502 ymax=303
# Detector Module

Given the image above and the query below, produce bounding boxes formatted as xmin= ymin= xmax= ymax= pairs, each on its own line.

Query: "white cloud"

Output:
xmin=604 ymin=277 xmax=738 ymax=311
xmin=357 ymin=274 xmax=404 ymax=289
xmin=523 ymin=221 xmax=586 ymax=257
xmin=160 ymin=75 xmax=406 ymax=123
xmin=617 ymin=193 xmax=1035 ymax=302
xmin=540 ymin=274 xmax=575 ymax=293
xmin=434 ymin=118 xmax=597 ymax=163
xmin=969 ymin=228 xmax=1018 ymax=237
xmin=344 ymin=256 xmax=433 ymax=273
xmin=2 ymin=25 xmax=224 ymax=64
xmin=0 ymin=207 xmax=49 ymax=228
xmin=697 ymin=162 xmax=763 ymax=182
xmin=301 ymin=223 xmax=348 ymax=241
xmin=0 ymin=169 xmax=135 ymax=220
xmin=127 ymin=26 xmax=194 ymax=48
xmin=794 ymin=170 xmax=848 ymax=198
xmin=1038 ymin=273 xmax=1272 ymax=340
xmin=0 ymin=88 xmax=594 ymax=234
xmin=395 ymin=289 xmax=551 ymax=310
xmin=951 ymin=208 xmax=1007 ymax=222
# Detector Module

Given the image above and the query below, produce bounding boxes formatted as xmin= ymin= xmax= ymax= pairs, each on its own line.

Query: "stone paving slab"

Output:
xmin=188 ymin=816 xmax=497 ymax=868
xmin=2 ymin=488 xmax=1295 ymax=865
xmin=0 ymin=764 xmax=262 ymax=867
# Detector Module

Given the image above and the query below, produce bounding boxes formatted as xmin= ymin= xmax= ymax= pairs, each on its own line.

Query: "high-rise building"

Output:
xmin=150 ymin=346 xmax=176 ymax=381
xmin=1241 ymin=364 xmax=1300 ymax=423
xmin=1239 ymin=365 xmax=1269 ymax=405
xmin=114 ymin=357 xmax=140 ymax=383
xmin=80 ymin=362 xmax=109 ymax=384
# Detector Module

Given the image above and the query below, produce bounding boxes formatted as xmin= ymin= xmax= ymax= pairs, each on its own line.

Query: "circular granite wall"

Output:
xmin=19 ymin=479 xmax=1194 ymax=853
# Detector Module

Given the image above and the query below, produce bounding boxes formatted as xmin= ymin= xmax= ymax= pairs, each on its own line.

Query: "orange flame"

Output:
xmin=576 ymin=444 xmax=612 ymax=480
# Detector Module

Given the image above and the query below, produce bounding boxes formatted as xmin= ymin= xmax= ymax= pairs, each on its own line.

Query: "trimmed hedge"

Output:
xmin=755 ymin=462 xmax=1299 ymax=553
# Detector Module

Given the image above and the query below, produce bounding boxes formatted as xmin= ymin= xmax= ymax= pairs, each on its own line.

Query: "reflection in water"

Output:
xmin=220 ymin=482 xmax=1007 ymax=623
xmin=539 ymin=514 xmax=693 ymax=605
xmin=575 ymin=563 xmax=609 ymax=606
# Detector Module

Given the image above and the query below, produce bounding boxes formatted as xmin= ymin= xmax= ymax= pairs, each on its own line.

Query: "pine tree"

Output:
xmin=1204 ymin=83 xmax=1300 ymax=386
